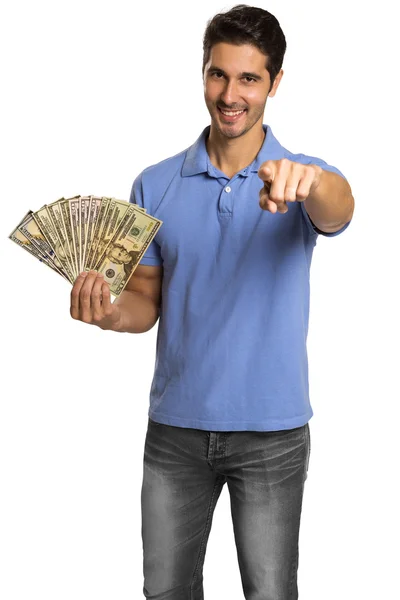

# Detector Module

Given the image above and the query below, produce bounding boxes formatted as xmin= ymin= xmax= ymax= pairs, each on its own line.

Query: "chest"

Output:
xmin=155 ymin=176 xmax=307 ymax=268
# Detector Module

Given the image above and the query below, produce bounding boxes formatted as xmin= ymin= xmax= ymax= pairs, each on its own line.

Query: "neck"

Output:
xmin=206 ymin=122 xmax=266 ymax=179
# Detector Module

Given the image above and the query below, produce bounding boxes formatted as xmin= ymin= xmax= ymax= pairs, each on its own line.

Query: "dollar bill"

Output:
xmin=79 ymin=196 xmax=91 ymax=273
xmin=97 ymin=205 xmax=162 ymax=296
xmin=86 ymin=197 xmax=110 ymax=271
xmin=92 ymin=198 xmax=131 ymax=270
xmin=69 ymin=197 xmax=81 ymax=275
xmin=85 ymin=196 xmax=102 ymax=271
xmin=9 ymin=214 xmax=67 ymax=280
xmin=59 ymin=197 xmax=79 ymax=279
xmin=46 ymin=199 xmax=77 ymax=280
xmin=19 ymin=211 xmax=68 ymax=279
xmin=91 ymin=197 xmax=115 ymax=270
xmin=33 ymin=204 xmax=75 ymax=283
xmin=11 ymin=196 xmax=159 ymax=289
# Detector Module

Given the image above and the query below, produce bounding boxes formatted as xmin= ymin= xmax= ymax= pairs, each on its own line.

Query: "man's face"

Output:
xmin=203 ymin=42 xmax=282 ymax=139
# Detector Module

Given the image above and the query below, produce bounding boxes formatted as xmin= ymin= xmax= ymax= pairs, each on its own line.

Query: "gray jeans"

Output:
xmin=141 ymin=418 xmax=311 ymax=600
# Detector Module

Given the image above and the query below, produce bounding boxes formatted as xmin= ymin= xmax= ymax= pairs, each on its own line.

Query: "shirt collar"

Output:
xmin=182 ymin=124 xmax=284 ymax=178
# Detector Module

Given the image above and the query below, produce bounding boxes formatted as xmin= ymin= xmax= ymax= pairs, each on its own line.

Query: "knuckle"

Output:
xmin=269 ymin=193 xmax=283 ymax=203
xmin=297 ymin=190 xmax=308 ymax=200
xmin=279 ymin=158 xmax=289 ymax=169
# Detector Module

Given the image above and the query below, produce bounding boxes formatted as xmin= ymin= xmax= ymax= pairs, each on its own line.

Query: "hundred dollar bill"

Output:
xmin=33 ymin=204 xmax=75 ymax=283
xmin=19 ymin=211 xmax=68 ymax=279
xmin=97 ymin=205 xmax=162 ymax=297
xmin=92 ymin=198 xmax=131 ymax=270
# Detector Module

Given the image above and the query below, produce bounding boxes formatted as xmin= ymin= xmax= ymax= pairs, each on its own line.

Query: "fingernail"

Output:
xmin=80 ymin=272 xmax=88 ymax=277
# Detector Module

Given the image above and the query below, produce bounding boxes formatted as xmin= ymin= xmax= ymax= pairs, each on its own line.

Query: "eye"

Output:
xmin=210 ymin=71 xmax=224 ymax=79
xmin=243 ymin=76 xmax=256 ymax=83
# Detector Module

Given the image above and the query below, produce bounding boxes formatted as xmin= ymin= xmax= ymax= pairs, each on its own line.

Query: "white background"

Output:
xmin=1 ymin=1 xmax=399 ymax=598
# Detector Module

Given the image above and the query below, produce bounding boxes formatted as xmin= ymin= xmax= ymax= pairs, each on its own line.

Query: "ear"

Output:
xmin=268 ymin=69 xmax=284 ymax=98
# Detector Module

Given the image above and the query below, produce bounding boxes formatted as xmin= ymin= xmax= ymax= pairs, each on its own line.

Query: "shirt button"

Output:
xmin=225 ymin=186 xmax=231 ymax=193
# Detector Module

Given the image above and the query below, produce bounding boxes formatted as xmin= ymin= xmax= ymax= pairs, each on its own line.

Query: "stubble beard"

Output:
xmin=211 ymin=105 xmax=265 ymax=140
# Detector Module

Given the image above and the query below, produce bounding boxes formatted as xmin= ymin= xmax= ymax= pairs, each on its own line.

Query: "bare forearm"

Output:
xmin=112 ymin=289 xmax=160 ymax=333
xmin=304 ymin=169 xmax=354 ymax=233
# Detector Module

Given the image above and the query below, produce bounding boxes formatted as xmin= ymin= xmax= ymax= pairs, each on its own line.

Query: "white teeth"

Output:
xmin=220 ymin=109 xmax=244 ymax=116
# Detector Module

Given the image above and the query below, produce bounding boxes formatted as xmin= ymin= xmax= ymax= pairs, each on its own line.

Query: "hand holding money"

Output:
xmin=9 ymin=195 xmax=162 ymax=298
xmin=70 ymin=270 xmax=122 ymax=330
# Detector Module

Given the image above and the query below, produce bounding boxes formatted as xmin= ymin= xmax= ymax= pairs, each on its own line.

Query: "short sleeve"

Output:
xmin=299 ymin=155 xmax=351 ymax=238
xmin=129 ymin=174 xmax=163 ymax=266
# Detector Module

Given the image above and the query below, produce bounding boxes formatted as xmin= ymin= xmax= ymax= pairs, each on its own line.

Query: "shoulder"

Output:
xmin=140 ymin=146 xmax=190 ymax=186
xmin=130 ymin=146 xmax=191 ymax=210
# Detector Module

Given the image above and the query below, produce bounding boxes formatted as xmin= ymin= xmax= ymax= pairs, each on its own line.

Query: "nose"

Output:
xmin=220 ymin=79 xmax=240 ymax=107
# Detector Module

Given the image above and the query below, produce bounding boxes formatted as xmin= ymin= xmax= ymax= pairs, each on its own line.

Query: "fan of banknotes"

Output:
xmin=9 ymin=196 xmax=163 ymax=297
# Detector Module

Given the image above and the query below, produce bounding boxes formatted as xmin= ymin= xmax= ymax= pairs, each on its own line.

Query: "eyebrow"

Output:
xmin=207 ymin=66 xmax=263 ymax=81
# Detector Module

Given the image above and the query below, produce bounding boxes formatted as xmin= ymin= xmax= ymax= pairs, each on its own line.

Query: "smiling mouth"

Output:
xmin=217 ymin=106 xmax=246 ymax=117
xmin=217 ymin=106 xmax=247 ymax=121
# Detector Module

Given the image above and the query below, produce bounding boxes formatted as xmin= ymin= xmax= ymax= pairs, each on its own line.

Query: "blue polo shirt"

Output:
xmin=129 ymin=124 xmax=350 ymax=431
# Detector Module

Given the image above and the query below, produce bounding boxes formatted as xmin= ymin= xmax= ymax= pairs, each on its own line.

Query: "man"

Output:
xmin=70 ymin=4 xmax=354 ymax=599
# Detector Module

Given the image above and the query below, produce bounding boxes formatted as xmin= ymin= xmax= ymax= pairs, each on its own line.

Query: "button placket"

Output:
xmin=219 ymin=181 xmax=235 ymax=215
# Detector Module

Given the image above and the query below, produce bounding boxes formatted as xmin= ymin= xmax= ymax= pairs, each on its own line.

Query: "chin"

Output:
xmin=219 ymin=123 xmax=249 ymax=139
xmin=221 ymin=128 xmax=244 ymax=139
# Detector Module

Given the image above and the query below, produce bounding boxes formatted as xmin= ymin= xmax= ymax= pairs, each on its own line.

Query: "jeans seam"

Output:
xmin=288 ymin=542 xmax=299 ymax=598
xmin=189 ymin=476 xmax=222 ymax=598
xmin=303 ymin=423 xmax=311 ymax=481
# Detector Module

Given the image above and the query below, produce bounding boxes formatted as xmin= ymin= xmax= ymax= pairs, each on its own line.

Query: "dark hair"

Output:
xmin=202 ymin=4 xmax=286 ymax=92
